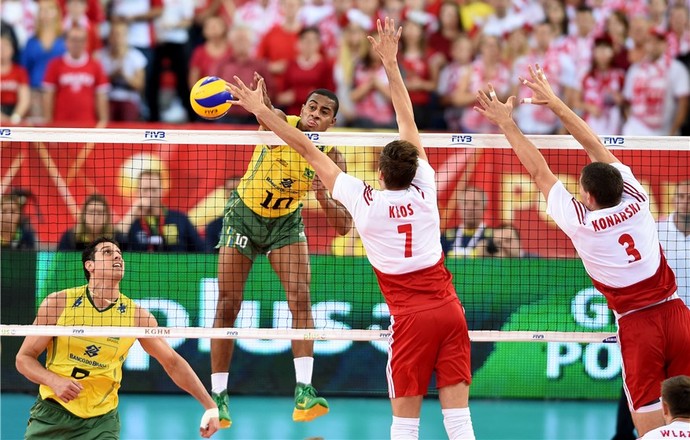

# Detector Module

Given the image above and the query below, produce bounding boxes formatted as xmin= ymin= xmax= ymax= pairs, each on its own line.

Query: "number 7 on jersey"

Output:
xmin=397 ymin=223 xmax=412 ymax=258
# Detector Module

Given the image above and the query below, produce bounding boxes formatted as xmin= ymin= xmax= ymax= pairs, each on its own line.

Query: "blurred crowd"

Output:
xmin=1 ymin=0 xmax=690 ymax=134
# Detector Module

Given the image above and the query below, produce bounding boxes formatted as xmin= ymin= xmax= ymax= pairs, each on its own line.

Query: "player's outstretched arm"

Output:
xmin=475 ymin=84 xmax=558 ymax=200
xmin=368 ymin=17 xmax=426 ymax=162
xmin=136 ymin=308 xmax=219 ymax=438
xmin=226 ymin=77 xmax=343 ymax=193
xmin=521 ymin=64 xmax=618 ymax=164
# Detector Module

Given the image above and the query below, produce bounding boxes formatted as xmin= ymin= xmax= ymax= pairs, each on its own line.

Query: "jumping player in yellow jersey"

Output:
xmin=210 ymin=75 xmax=353 ymax=427
xmin=16 ymin=237 xmax=220 ymax=439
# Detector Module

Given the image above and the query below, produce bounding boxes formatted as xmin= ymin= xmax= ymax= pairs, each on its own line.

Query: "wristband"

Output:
xmin=10 ymin=113 xmax=21 ymax=124
xmin=200 ymin=408 xmax=219 ymax=428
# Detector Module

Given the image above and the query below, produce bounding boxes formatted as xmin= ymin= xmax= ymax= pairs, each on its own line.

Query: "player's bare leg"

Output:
xmin=210 ymin=246 xmax=253 ymax=428
xmin=390 ymin=396 xmax=423 ymax=439
xmin=269 ymin=242 xmax=328 ymax=422
xmin=632 ymin=409 xmax=665 ymax=437
xmin=439 ymin=382 xmax=475 ymax=440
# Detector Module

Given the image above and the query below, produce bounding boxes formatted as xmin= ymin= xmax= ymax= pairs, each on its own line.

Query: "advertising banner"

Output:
xmin=2 ymin=138 xmax=686 ymax=256
xmin=1 ymin=252 xmax=621 ymax=398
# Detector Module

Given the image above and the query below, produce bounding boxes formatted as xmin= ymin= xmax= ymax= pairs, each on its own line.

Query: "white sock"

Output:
xmin=294 ymin=356 xmax=314 ymax=385
xmin=211 ymin=372 xmax=229 ymax=394
xmin=442 ymin=407 xmax=475 ymax=440
xmin=391 ymin=416 xmax=420 ymax=439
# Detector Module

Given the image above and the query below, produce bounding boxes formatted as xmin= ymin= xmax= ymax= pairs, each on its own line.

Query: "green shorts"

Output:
xmin=25 ymin=397 xmax=120 ymax=440
xmin=217 ymin=191 xmax=306 ymax=261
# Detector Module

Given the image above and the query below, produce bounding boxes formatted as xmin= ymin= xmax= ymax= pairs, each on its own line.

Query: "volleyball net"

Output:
xmin=1 ymin=127 xmax=688 ymax=397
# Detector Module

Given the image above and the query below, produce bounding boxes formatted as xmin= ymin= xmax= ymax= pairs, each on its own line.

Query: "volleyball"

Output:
xmin=190 ymin=76 xmax=233 ymax=120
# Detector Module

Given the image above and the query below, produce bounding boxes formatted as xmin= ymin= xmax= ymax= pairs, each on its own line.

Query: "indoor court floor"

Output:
xmin=2 ymin=393 xmax=619 ymax=440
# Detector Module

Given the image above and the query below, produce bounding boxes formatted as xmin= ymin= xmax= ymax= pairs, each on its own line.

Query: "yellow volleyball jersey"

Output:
xmin=39 ymin=285 xmax=136 ymax=418
xmin=237 ymin=115 xmax=334 ymax=218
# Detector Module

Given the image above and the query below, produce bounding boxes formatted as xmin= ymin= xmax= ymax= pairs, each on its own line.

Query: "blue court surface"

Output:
xmin=2 ymin=393 xmax=618 ymax=439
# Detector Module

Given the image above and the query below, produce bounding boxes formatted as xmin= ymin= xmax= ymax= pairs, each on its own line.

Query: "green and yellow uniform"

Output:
xmin=26 ymin=286 xmax=136 ymax=439
xmin=219 ymin=116 xmax=333 ymax=259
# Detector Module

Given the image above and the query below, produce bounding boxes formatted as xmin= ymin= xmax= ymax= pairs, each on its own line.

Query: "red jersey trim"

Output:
xmin=373 ymin=256 xmax=458 ymax=316
xmin=571 ymin=198 xmax=586 ymax=225
xmin=623 ymin=182 xmax=646 ymax=203
xmin=410 ymin=183 xmax=425 ymax=199
xmin=591 ymin=250 xmax=678 ymax=314
xmin=363 ymin=183 xmax=373 ymax=206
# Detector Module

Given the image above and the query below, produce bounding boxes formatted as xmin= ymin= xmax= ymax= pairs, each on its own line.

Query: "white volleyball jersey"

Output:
xmin=639 ymin=421 xmax=690 ymax=439
xmin=546 ymin=162 xmax=677 ymax=314
xmin=332 ymin=159 xmax=443 ymax=275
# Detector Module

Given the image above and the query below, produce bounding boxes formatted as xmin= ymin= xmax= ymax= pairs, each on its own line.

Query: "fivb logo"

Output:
xmin=450 ymin=134 xmax=473 ymax=145
xmin=143 ymin=130 xmax=167 ymax=141
xmin=304 ymin=132 xmax=327 ymax=151
xmin=0 ymin=128 xmax=11 ymax=138
xmin=602 ymin=136 xmax=625 ymax=146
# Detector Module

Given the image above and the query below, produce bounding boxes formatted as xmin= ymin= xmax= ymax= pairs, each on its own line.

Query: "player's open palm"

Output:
xmin=474 ymin=83 xmax=516 ymax=127
xmin=367 ymin=17 xmax=402 ymax=64
xmin=227 ymin=76 xmax=265 ymax=114
xmin=519 ymin=64 xmax=558 ymax=106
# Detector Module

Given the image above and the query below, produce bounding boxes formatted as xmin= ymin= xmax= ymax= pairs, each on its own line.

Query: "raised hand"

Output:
xmin=253 ymin=71 xmax=273 ymax=109
xmin=474 ymin=83 xmax=517 ymax=127
xmin=367 ymin=17 xmax=402 ymax=64
xmin=226 ymin=76 xmax=265 ymax=115
xmin=519 ymin=64 xmax=558 ymax=106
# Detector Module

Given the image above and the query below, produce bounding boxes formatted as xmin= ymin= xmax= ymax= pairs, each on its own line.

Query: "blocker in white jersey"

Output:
xmin=546 ymin=163 xmax=677 ymax=315
xmin=226 ymin=17 xmax=475 ymax=440
xmin=639 ymin=375 xmax=690 ymax=439
xmin=476 ymin=63 xmax=690 ymax=437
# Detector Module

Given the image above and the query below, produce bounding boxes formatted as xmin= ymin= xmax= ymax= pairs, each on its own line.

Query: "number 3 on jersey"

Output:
xmin=618 ymin=233 xmax=641 ymax=263
xmin=397 ymin=223 xmax=412 ymax=258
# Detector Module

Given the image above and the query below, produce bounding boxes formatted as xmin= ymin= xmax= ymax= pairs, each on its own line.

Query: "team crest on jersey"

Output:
xmin=84 ymin=345 xmax=100 ymax=357
xmin=118 ymin=303 xmax=127 ymax=314
xmin=280 ymin=178 xmax=294 ymax=188
xmin=303 ymin=169 xmax=315 ymax=179
xmin=72 ymin=296 xmax=83 ymax=308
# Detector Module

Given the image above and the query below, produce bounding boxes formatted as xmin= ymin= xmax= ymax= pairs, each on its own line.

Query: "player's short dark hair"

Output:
xmin=306 ymin=89 xmax=339 ymax=116
xmin=661 ymin=375 xmax=690 ymax=418
xmin=82 ymin=237 xmax=120 ymax=281
xmin=580 ymin=162 xmax=623 ymax=208
xmin=379 ymin=140 xmax=419 ymax=190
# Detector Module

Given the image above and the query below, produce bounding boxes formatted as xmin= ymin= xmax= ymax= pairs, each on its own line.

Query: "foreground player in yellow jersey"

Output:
xmin=210 ymin=76 xmax=352 ymax=426
xmin=16 ymin=237 xmax=220 ymax=439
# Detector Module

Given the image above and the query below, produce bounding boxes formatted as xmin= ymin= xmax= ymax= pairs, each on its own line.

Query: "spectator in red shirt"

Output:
xmin=1 ymin=33 xmax=30 ymax=124
xmin=427 ymin=1 xmax=463 ymax=73
xmin=276 ymin=27 xmax=334 ymax=115
xmin=255 ymin=0 xmax=302 ymax=94
xmin=604 ymin=10 xmax=630 ymax=71
xmin=42 ymin=26 xmax=109 ymax=127
xmin=399 ymin=17 xmax=436 ymax=129
xmin=188 ymin=16 xmax=232 ymax=91
xmin=213 ymin=24 xmax=273 ymax=124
